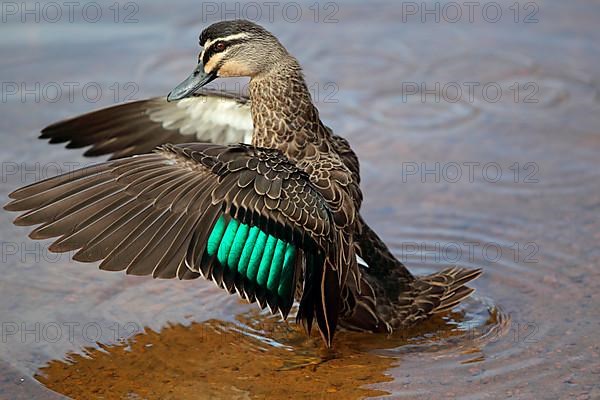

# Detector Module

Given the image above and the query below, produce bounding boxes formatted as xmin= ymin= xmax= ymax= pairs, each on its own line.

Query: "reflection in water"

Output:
xmin=37 ymin=299 xmax=501 ymax=399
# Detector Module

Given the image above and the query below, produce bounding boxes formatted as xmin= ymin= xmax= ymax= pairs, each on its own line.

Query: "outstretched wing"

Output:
xmin=40 ymin=90 xmax=253 ymax=159
xmin=5 ymin=143 xmax=340 ymax=341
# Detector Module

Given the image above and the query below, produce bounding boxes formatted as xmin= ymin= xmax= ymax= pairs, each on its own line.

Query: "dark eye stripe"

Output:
xmin=202 ymin=38 xmax=247 ymax=65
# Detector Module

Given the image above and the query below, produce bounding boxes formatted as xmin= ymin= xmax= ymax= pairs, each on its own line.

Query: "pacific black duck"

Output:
xmin=5 ymin=20 xmax=481 ymax=347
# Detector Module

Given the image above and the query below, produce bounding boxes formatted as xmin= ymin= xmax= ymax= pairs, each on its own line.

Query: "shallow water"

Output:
xmin=1 ymin=0 xmax=599 ymax=399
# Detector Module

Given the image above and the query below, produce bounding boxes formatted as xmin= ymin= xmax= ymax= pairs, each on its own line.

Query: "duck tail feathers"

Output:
xmin=418 ymin=267 xmax=483 ymax=314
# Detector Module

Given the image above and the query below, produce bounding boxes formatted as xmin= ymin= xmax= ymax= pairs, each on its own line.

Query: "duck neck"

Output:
xmin=248 ymin=60 xmax=330 ymax=156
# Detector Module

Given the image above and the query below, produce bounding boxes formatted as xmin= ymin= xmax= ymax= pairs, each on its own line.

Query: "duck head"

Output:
xmin=167 ymin=20 xmax=288 ymax=101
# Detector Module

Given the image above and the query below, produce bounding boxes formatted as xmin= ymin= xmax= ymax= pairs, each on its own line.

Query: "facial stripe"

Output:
xmin=203 ymin=51 xmax=227 ymax=74
xmin=203 ymin=32 xmax=250 ymax=47
xmin=201 ymin=32 xmax=250 ymax=58
xmin=201 ymin=37 xmax=249 ymax=68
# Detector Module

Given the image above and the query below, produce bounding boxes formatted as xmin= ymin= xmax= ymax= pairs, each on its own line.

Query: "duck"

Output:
xmin=5 ymin=20 xmax=482 ymax=347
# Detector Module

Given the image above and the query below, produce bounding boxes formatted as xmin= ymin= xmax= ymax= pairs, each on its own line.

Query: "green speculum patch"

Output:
xmin=205 ymin=215 xmax=296 ymax=303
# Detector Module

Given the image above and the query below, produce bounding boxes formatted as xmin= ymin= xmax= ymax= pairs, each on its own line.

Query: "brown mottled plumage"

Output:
xmin=5 ymin=20 xmax=481 ymax=347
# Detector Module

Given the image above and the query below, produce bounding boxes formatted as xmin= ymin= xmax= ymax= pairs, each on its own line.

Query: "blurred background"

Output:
xmin=1 ymin=0 xmax=599 ymax=399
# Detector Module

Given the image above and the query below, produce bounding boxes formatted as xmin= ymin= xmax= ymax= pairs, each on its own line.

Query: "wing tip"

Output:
xmin=4 ymin=200 xmax=20 ymax=211
xmin=39 ymin=124 xmax=55 ymax=138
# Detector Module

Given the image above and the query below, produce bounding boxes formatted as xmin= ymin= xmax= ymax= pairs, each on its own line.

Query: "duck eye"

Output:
xmin=214 ymin=42 xmax=226 ymax=52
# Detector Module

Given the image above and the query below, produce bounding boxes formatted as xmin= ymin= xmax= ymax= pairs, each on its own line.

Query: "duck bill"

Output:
xmin=167 ymin=62 xmax=217 ymax=102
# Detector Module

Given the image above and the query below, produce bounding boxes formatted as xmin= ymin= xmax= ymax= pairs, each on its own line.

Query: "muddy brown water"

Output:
xmin=1 ymin=1 xmax=599 ymax=399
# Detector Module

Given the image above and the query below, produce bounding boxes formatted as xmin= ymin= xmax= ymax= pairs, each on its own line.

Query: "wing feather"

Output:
xmin=39 ymin=90 xmax=253 ymax=159
xmin=6 ymin=143 xmax=340 ymax=345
